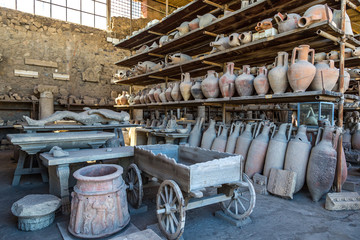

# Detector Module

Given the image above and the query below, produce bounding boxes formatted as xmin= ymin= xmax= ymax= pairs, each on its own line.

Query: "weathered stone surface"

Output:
xmin=114 ymin=229 xmax=162 ymax=240
xmin=325 ymin=192 xmax=360 ymax=211
xmin=253 ymin=173 xmax=268 ymax=195
xmin=267 ymin=169 xmax=297 ymax=199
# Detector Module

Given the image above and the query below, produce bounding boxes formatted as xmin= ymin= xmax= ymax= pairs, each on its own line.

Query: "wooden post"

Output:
xmin=222 ymin=103 xmax=226 ymax=123
xmin=130 ymin=0 xmax=133 ymax=35
xmin=166 ymin=0 xmax=169 ymax=16
xmin=165 ymin=76 xmax=168 ymax=88
xmin=106 ymin=0 xmax=111 ymax=31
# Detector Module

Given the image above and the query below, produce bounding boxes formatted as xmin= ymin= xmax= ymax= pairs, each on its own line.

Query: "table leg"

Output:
xmin=35 ymin=153 xmax=48 ymax=183
xmin=56 ymin=164 xmax=70 ymax=214
xmin=12 ymin=151 xmax=26 ymax=186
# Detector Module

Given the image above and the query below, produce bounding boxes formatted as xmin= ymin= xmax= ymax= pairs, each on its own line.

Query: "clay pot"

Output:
xmin=159 ymin=89 xmax=167 ymax=103
xmin=198 ymin=13 xmax=216 ymax=28
xmin=352 ymin=123 xmax=360 ymax=150
xmin=225 ymin=122 xmax=243 ymax=154
xmin=333 ymin=128 xmax=348 ymax=186
xmin=171 ymin=82 xmax=182 ymax=101
xmin=166 ymin=53 xmax=192 ymax=65
xmin=344 ymin=48 xmax=353 ymax=58
xmin=284 ymin=125 xmax=312 ymax=193
xmin=219 ymin=62 xmax=236 ymax=98
xmin=134 ymin=92 xmax=141 ymax=104
xmin=180 ymin=73 xmax=193 ymax=101
xmin=229 ymin=33 xmax=241 ymax=47
xmin=148 ymin=88 xmax=156 ymax=103
xmin=201 ymin=119 xmax=217 ymax=149
xmin=118 ymin=91 xmax=128 ymax=105
xmin=268 ymin=52 xmax=289 ymax=94
xmin=165 ymin=84 xmax=173 ymax=102
xmin=139 ymin=91 xmax=145 ymax=104
xmin=211 ymin=124 xmax=229 ymax=152
xmin=245 ymin=122 xmax=275 ymax=178
xmin=115 ymin=94 xmax=121 ymax=105
xmin=274 ymin=12 xmax=300 ymax=33
xmin=315 ymin=52 xmax=327 ymax=62
xmin=255 ymin=18 xmax=273 ymax=31
xmin=310 ymin=60 xmax=339 ymax=91
xmin=189 ymin=18 xmax=200 ymax=30
xmin=128 ymin=94 xmax=135 ymax=105
xmin=136 ymin=45 xmax=149 ymax=54
xmin=307 ymin=126 xmax=337 ymax=202
xmin=332 ymin=70 xmax=350 ymax=92
xmin=177 ymin=21 xmax=190 ymax=36
xmin=254 ymin=66 xmax=269 ymax=96
xmin=327 ymin=50 xmax=339 ymax=60
xmin=137 ymin=61 xmax=157 ymax=73
xmin=191 ymin=78 xmax=204 ymax=99
xmin=210 ymin=35 xmax=231 ymax=52
xmin=68 ymin=164 xmax=130 ymax=238
xmin=159 ymin=35 xmax=168 ymax=47
xmin=235 ymin=123 xmax=256 ymax=169
xmin=239 ymin=31 xmax=252 ymax=44
xmin=263 ymin=123 xmax=292 ymax=177
xmin=201 ymin=70 xmax=220 ymax=98
xmin=149 ymin=41 xmax=158 ymax=50
xmin=154 ymin=85 xmax=162 ymax=103
xmin=287 ymin=45 xmax=316 ymax=92
xmin=188 ymin=117 xmax=204 ymax=147
xmin=235 ymin=65 xmax=255 ymax=96
xmin=298 ymin=4 xmax=333 ymax=28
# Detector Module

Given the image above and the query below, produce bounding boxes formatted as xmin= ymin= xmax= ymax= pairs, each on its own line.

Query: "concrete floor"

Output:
xmin=0 ymin=150 xmax=359 ymax=240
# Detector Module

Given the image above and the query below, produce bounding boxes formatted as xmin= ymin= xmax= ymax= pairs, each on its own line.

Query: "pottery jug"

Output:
xmin=171 ymin=82 xmax=182 ymax=101
xmin=219 ymin=62 xmax=236 ymax=98
xmin=284 ymin=125 xmax=312 ymax=193
xmin=235 ymin=65 xmax=255 ymax=96
xmin=239 ymin=31 xmax=252 ymax=44
xmin=149 ymin=41 xmax=158 ymax=50
xmin=268 ymin=52 xmax=289 ymax=94
xmin=159 ymin=35 xmax=168 ymax=47
xmin=154 ymin=85 xmax=162 ymax=103
xmin=344 ymin=48 xmax=353 ymax=58
xmin=137 ymin=61 xmax=157 ymax=73
xmin=315 ymin=52 xmax=327 ymax=62
xmin=235 ymin=123 xmax=257 ymax=169
xmin=115 ymin=94 xmax=121 ymax=105
xmin=177 ymin=21 xmax=190 ymax=36
xmin=120 ymin=91 xmax=128 ymax=105
xmin=254 ymin=66 xmax=269 ymax=96
xmin=188 ymin=117 xmax=204 ymax=147
xmin=200 ymin=119 xmax=217 ymax=149
xmin=274 ymin=12 xmax=300 ymax=33
xmin=333 ymin=127 xmax=348 ymax=186
xmin=311 ymin=60 xmax=339 ymax=91
xmin=225 ymin=122 xmax=243 ymax=154
xmin=166 ymin=53 xmax=192 ymax=65
xmin=255 ymin=18 xmax=272 ymax=31
xmin=191 ymin=78 xmax=204 ymax=99
xmin=263 ymin=123 xmax=292 ymax=177
xmin=245 ymin=122 xmax=276 ymax=178
xmin=287 ymin=45 xmax=316 ymax=92
xmin=189 ymin=18 xmax=200 ymax=30
xmin=307 ymin=126 xmax=337 ymax=201
xmin=198 ymin=13 xmax=216 ymax=28
xmin=134 ymin=92 xmax=141 ymax=104
xmin=148 ymin=87 xmax=156 ymax=103
xmin=139 ymin=91 xmax=145 ymax=104
xmin=327 ymin=50 xmax=339 ymax=60
xmin=136 ymin=45 xmax=149 ymax=54
xmin=201 ymin=70 xmax=220 ymax=98
xmin=229 ymin=33 xmax=241 ymax=47
xmin=165 ymin=84 xmax=173 ymax=101
xmin=180 ymin=73 xmax=193 ymax=101
xmin=128 ymin=93 xmax=135 ymax=105
xmin=210 ymin=35 xmax=231 ymax=52
xmin=211 ymin=124 xmax=229 ymax=152
xmin=159 ymin=89 xmax=167 ymax=103
xmin=332 ymin=70 xmax=350 ymax=92
xmin=352 ymin=123 xmax=360 ymax=150
xmin=298 ymin=4 xmax=333 ymax=28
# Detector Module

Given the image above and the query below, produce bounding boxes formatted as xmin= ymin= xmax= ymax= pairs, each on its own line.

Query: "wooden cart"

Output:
xmin=125 ymin=144 xmax=256 ymax=240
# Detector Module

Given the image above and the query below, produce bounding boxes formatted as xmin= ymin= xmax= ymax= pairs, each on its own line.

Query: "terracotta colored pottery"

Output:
xmin=284 ymin=125 xmax=312 ymax=193
xmin=188 ymin=117 xmax=204 ymax=147
xmin=191 ymin=78 xmax=204 ymax=99
xmin=201 ymin=70 xmax=220 ymax=98
xmin=159 ymin=89 xmax=167 ymax=103
xmin=211 ymin=124 xmax=228 ymax=152
xmin=268 ymin=52 xmax=289 ymax=94
xmin=287 ymin=45 xmax=316 ymax=92
xmin=210 ymin=34 xmax=231 ymax=52
xmin=139 ymin=90 xmax=145 ymax=104
xmin=118 ymin=92 xmax=128 ymax=105
xmin=115 ymin=94 xmax=121 ymax=105
xmin=274 ymin=12 xmax=300 ymax=33
xmin=219 ymin=62 xmax=236 ymax=98
xmin=201 ymin=119 xmax=216 ymax=149
xmin=235 ymin=65 xmax=255 ymax=96
xmin=180 ymin=73 xmax=192 ymax=101
xmin=235 ymin=123 xmax=256 ymax=167
xmin=332 ymin=70 xmax=350 ymax=92
xmin=153 ymin=85 xmax=162 ymax=103
xmin=327 ymin=50 xmax=339 ymax=60
xmin=239 ymin=31 xmax=252 ymax=44
xmin=255 ymin=18 xmax=273 ymax=31
xmin=307 ymin=126 xmax=337 ymax=202
xmin=166 ymin=53 xmax=192 ymax=65
xmin=310 ymin=60 xmax=339 ymax=91
xmin=148 ymin=87 xmax=156 ymax=103
xmin=333 ymin=128 xmax=348 ymax=186
xmin=171 ymin=82 xmax=182 ymax=101
xmin=229 ymin=33 xmax=240 ymax=47
xmin=165 ymin=84 xmax=173 ymax=102
xmin=188 ymin=18 xmax=200 ymax=30
xmin=68 ymin=164 xmax=130 ymax=238
xmin=198 ymin=13 xmax=216 ymax=28
xmin=352 ymin=123 xmax=360 ymax=150
xmin=225 ymin=122 xmax=243 ymax=154
xmin=342 ymin=128 xmax=352 ymax=149
xmin=298 ymin=4 xmax=333 ymax=28
xmin=254 ymin=66 xmax=269 ymax=96
xmin=315 ymin=52 xmax=327 ymax=62
xmin=177 ymin=21 xmax=189 ymax=35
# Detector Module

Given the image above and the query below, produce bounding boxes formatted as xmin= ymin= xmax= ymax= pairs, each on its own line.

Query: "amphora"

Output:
xmin=188 ymin=117 xmax=204 ymax=147
xmin=310 ymin=60 xmax=339 ymax=91
xmin=201 ymin=119 xmax=217 ymax=149
xmin=211 ymin=124 xmax=229 ymax=152
xmin=254 ymin=66 xmax=269 ymax=95
xmin=268 ymin=52 xmax=289 ymax=94
xmin=219 ymin=62 xmax=236 ymax=98
xmin=235 ymin=65 xmax=255 ymax=96
xmin=180 ymin=73 xmax=192 ymax=101
xmin=225 ymin=122 xmax=243 ymax=154
xmin=201 ymin=70 xmax=219 ymax=98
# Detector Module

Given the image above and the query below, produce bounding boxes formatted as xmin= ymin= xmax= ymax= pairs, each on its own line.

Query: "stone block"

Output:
xmin=253 ymin=173 xmax=268 ymax=195
xmin=267 ymin=169 xmax=296 ymax=199
xmin=146 ymin=223 xmax=184 ymax=240
xmin=214 ymin=211 xmax=252 ymax=228
xmin=113 ymin=229 xmax=162 ymax=240
xmin=325 ymin=192 xmax=360 ymax=211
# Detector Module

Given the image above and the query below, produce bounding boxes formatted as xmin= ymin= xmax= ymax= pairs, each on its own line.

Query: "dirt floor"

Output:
xmin=0 ymin=150 xmax=359 ymax=240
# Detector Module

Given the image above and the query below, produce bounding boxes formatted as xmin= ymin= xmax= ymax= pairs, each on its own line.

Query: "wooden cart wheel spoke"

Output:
xmin=125 ymin=164 xmax=143 ymax=209
xmin=165 ymin=185 xmax=169 ymax=202
xmin=235 ymin=200 xmax=239 ymax=215
xmin=226 ymin=199 xmax=234 ymax=210
xmin=237 ymin=198 xmax=246 ymax=212
xmin=169 ymin=215 xmax=176 ymax=234
xmin=170 ymin=212 xmax=179 ymax=225
xmin=169 ymin=187 xmax=174 ymax=203
xmin=239 ymin=195 xmax=250 ymax=202
xmin=160 ymin=192 xmax=166 ymax=204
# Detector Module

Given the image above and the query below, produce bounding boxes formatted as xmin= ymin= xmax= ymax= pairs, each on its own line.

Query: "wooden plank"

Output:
xmin=14 ymin=70 xmax=38 ymax=78
xmin=25 ymin=58 xmax=58 ymax=68
xmin=53 ymin=73 xmax=70 ymax=81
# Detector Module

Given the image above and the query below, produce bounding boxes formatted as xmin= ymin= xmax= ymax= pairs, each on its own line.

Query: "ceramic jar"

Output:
xmin=274 ymin=12 xmax=300 ymax=33
xmin=211 ymin=124 xmax=228 ymax=152
xmin=198 ymin=13 xmax=216 ymax=28
xmin=159 ymin=89 xmax=167 ymax=103
xmin=239 ymin=31 xmax=252 ymax=44
xmin=287 ymin=45 xmax=316 ymax=92
xmin=177 ymin=21 xmax=190 ymax=35
xmin=201 ymin=119 xmax=217 ymax=149
xmin=139 ymin=91 xmax=145 ymax=104
xmin=191 ymin=78 xmax=204 ymax=99
xmin=254 ymin=66 xmax=269 ymax=96
xmin=68 ymin=164 xmax=130 ymax=238
xmin=315 ymin=52 xmax=327 ymax=62
xmin=235 ymin=65 xmax=255 ymax=96
xmin=298 ymin=4 xmax=333 ymax=28
xmin=171 ymin=82 xmax=182 ymax=101
xmin=180 ymin=73 xmax=193 ymax=101
xmin=201 ymin=70 xmax=220 ymax=98
xmin=225 ymin=122 xmax=243 ymax=154
xmin=148 ymin=87 xmax=156 ymax=103
xmin=188 ymin=117 xmax=204 ymax=147
xmin=310 ymin=60 xmax=339 ymax=91
xmin=342 ymin=128 xmax=352 ymax=149
xmin=165 ymin=84 xmax=173 ymax=101
xmin=210 ymin=35 xmax=231 ymax=52
xmin=268 ymin=52 xmax=289 ymax=94
xmin=235 ymin=123 xmax=256 ymax=167
xmin=154 ymin=85 xmax=162 ymax=103
xmin=327 ymin=51 xmax=339 ymax=60
xmin=219 ymin=62 xmax=236 ymax=98
xmin=332 ymin=70 xmax=350 ymax=92
xmin=117 ymin=92 xmax=128 ymax=105
xmin=189 ymin=18 xmax=200 ymax=30
xmin=352 ymin=123 xmax=360 ymax=150
xmin=229 ymin=33 xmax=240 ymax=47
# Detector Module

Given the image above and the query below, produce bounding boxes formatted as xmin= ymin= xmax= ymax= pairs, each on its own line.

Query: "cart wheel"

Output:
xmin=156 ymin=180 xmax=185 ymax=240
xmin=221 ymin=173 xmax=256 ymax=220
xmin=125 ymin=163 xmax=143 ymax=209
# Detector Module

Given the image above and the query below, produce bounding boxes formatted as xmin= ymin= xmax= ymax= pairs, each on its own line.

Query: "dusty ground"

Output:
xmin=0 ymin=150 xmax=359 ymax=240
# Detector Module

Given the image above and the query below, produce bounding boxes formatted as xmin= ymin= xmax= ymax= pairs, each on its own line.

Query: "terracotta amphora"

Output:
xmin=263 ymin=123 xmax=292 ymax=177
xmin=115 ymin=94 xmax=121 ymax=105
xmin=191 ymin=78 xmax=204 ymax=99
xmin=298 ymin=4 xmax=333 ymax=28
xmin=219 ymin=62 xmax=236 ymax=98
xmin=306 ymin=126 xmax=337 ymax=202
xmin=245 ymin=122 xmax=276 ymax=178
xmin=165 ymin=84 xmax=173 ymax=102
xmin=210 ymin=34 xmax=231 ymax=52
xmin=211 ymin=124 xmax=229 ymax=152
xmin=255 ymin=18 xmax=273 ymax=32
xmin=284 ymin=125 xmax=312 ymax=193
xmin=159 ymin=88 xmax=167 ymax=103
xmin=268 ymin=52 xmax=289 ymax=94
xmin=139 ymin=90 xmax=145 ymax=104
xmin=188 ymin=117 xmax=204 ymax=147
xmin=287 ymin=45 xmax=316 ymax=92
xmin=235 ymin=65 xmax=255 ymax=96
xmin=180 ymin=73 xmax=192 ymax=101
xmin=177 ymin=21 xmax=190 ymax=36
xmin=254 ymin=66 xmax=269 ymax=96
xmin=134 ymin=92 xmax=141 ymax=104
xmin=201 ymin=119 xmax=217 ymax=149
xmin=332 ymin=70 xmax=350 ymax=92
xmin=171 ymin=82 xmax=182 ymax=101
xmin=198 ymin=13 xmax=216 ymax=28
xmin=333 ymin=127 xmax=348 ymax=186
xmin=352 ymin=123 xmax=360 ymax=150
xmin=229 ymin=33 xmax=240 ymax=47
xmin=225 ymin=122 xmax=243 ymax=154
xmin=311 ymin=60 xmax=339 ymax=91
xmin=201 ymin=70 xmax=220 ymax=98
xmin=315 ymin=52 xmax=327 ymax=62
xmin=235 ymin=123 xmax=257 ymax=169
xmin=239 ymin=31 xmax=252 ymax=44
xmin=274 ymin=12 xmax=300 ymax=33
xmin=148 ymin=87 xmax=156 ymax=103
xmin=326 ymin=50 xmax=339 ymax=60
xmin=189 ymin=18 xmax=200 ymax=30
xmin=166 ymin=53 xmax=192 ymax=65
xmin=154 ymin=85 xmax=162 ymax=103
xmin=119 ymin=91 xmax=128 ymax=105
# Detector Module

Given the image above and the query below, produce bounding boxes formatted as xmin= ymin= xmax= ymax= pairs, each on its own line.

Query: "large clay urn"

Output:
xmin=219 ymin=62 xmax=236 ymax=98
xmin=287 ymin=45 xmax=316 ymax=92
xmin=148 ymin=87 xmax=156 ymax=103
xmin=254 ymin=66 xmax=269 ymax=96
xmin=245 ymin=122 xmax=275 ymax=178
xmin=159 ymin=88 xmax=167 ymax=103
xmin=332 ymin=70 xmax=350 ymax=92
xmin=115 ymin=94 xmax=121 ymax=105
xmin=274 ymin=12 xmax=300 ymax=33
xmin=200 ymin=119 xmax=216 ymax=149
xmin=298 ymin=4 xmax=333 ymax=28
xmin=263 ymin=123 xmax=292 ymax=177
xmin=171 ymin=82 xmax=182 ymax=101
xmin=139 ymin=90 xmax=145 ymax=104
xmin=201 ymin=70 xmax=219 ymax=98
xmin=198 ymin=13 xmax=216 ymax=28
xmin=235 ymin=123 xmax=256 ymax=169
xmin=306 ymin=126 xmax=337 ymax=202
xmin=211 ymin=124 xmax=229 ymax=152
xmin=68 ymin=164 xmax=130 ymax=238
xmin=119 ymin=91 xmax=128 ymax=105
xmin=235 ymin=65 xmax=255 ymax=96
xmin=154 ymin=85 xmax=162 ymax=103
xmin=188 ymin=117 xmax=204 ymax=147
xmin=165 ymin=84 xmax=173 ymax=102
xmin=284 ymin=125 xmax=312 ymax=193
xmin=134 ymin=92 xmax=141 ymax=104
xmin=188 ymin=18 xmax=200 ymax=30
xmin=191 ymin=78 xmax=204 ymax=99
xmin=333 ymin=128 xmax=348 ymax=186
xmin=268 ymin=52 xmax=289 ymax=94
xmin=225 ymin=122 xmax=243 ymax=154
xmin=180 ymin=73 xmax=193 ymax=101
xmin=352 ymin=123 xmax=360 ymax=150
xmin=310 ymin=60 xmax=339 ymax=91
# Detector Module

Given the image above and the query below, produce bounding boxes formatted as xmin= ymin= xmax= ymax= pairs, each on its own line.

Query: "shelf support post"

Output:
xmin=165 ymin=76 xmax=168 ymax=88
xmin=222 ymin=103 xmax=226 ymax=123
xmin=106 ymin=0 xmax=111 ymax=31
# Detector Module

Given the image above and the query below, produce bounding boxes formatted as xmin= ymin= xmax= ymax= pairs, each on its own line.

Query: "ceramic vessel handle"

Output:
xmin=309 ymin=49 xmax=315 ymax=64
xmin=274 ymin=13 xmax=283 ymax=24
xmin=215 ymin=72 xmax=219 ymax=78
xmin=286 ymin=123 xmax=293 ymax=142
xmin=264 ymin=68 xmax=268 ymax=76
xmin=230 ymin=122 xmax=235 ymax=134
xmin=291 ymin=47 xmax=300 ymax=64
xmin=315 ymin=127 xmax=324 ymax=146
xmin=274 ymin=56 xmax=278 ymax=67
xmin=246 ymin=66 xmax=251 ymax=75
xmin=217 ymin=125 xmax=223 ymax=137
xmin=181 ymin=73 xmax=185 ymax=81
xmin=270 ymin=123 xmax=276 ymax=138
xmin=255 ymin=121 xmax=263 ymax=138
xmin=240 ymin=122 xmax=245 ymax=134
